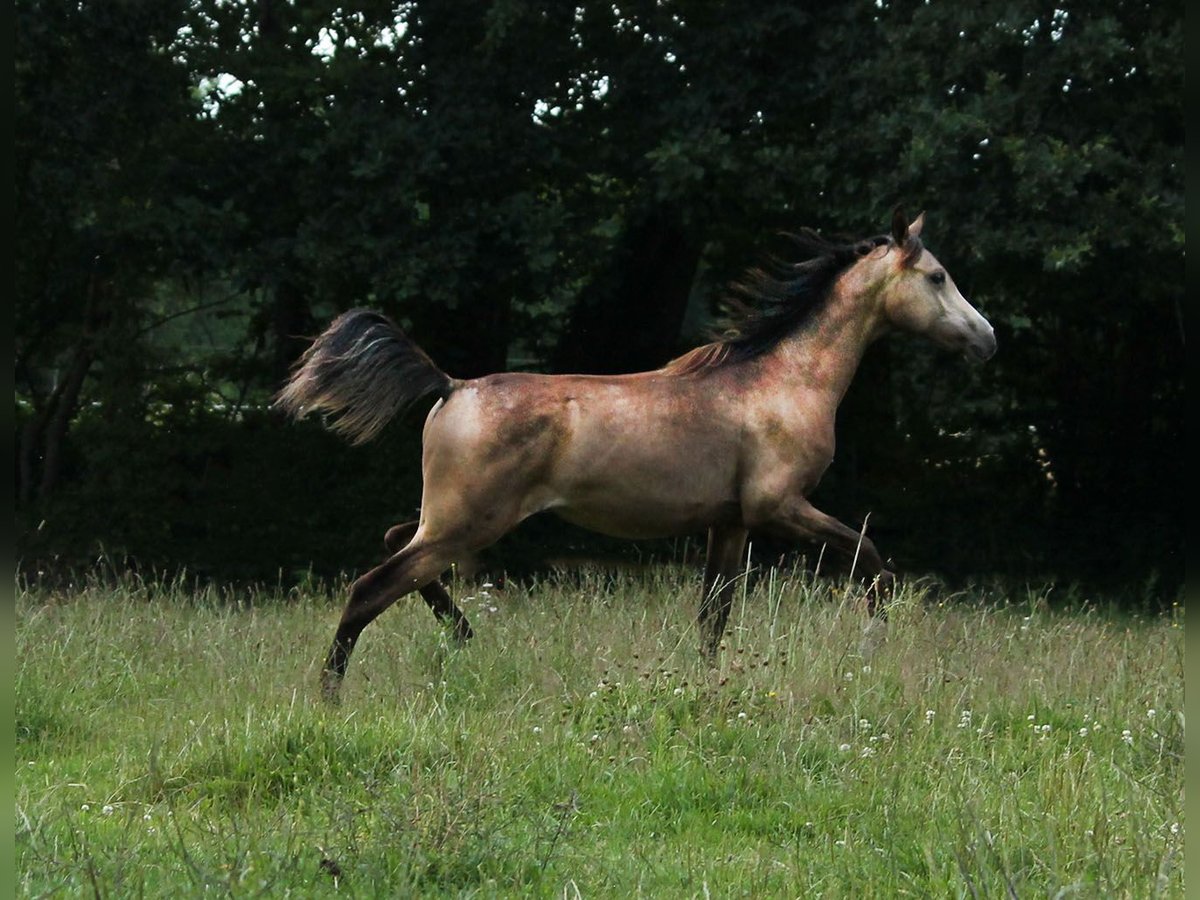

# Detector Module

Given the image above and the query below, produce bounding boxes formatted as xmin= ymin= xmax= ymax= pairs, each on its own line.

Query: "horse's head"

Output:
xmin=874 ymin=210 xmax=996 ymax=362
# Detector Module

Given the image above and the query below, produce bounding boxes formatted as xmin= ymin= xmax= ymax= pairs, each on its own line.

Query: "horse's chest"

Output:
xmin=741 ymin=414 xmax=836 ymax=497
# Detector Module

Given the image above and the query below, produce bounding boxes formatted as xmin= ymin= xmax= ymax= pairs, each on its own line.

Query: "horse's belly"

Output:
xmin=545 ymin=432 xmax=742 ymax=537
xmin=550 ymin=492 xmax=741 ymax=539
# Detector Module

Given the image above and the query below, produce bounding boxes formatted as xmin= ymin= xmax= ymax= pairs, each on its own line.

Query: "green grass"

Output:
xmin=15 ymin=567 xmax=1184 ymax=897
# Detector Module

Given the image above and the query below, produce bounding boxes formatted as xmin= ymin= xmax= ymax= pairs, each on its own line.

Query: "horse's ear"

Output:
xmin=908 ymin=211 xmax=925 ymax=239
xmin=891 ymin=206 xmax=909 ymax=245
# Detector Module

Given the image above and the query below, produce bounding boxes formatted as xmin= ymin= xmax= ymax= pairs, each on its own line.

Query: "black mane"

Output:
xmin=667 ymin=228 xmax=917 ymax=374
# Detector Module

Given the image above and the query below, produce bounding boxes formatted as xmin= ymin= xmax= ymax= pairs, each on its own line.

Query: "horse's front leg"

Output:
xmin=764 ymin=498 xmax=894 ymax=617
xmin=698 ymin=524 xmax=749 ymax=656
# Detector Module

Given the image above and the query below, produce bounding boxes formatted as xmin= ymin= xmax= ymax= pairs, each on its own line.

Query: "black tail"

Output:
xmin=275 ymin=309 xmax=455 ymax=444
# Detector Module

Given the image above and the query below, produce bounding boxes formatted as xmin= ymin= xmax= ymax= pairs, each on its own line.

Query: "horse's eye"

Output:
xmin=928 ymin=271 xmax=946 ymax=286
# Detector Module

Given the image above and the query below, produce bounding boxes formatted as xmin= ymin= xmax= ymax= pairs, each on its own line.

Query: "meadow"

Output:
xmin=14 ymin=566 xmax=1184 ymax=897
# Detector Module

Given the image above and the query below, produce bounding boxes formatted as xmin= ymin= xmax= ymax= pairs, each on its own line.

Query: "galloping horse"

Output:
xmin=278 ymin=210 xmax=995 ymax=700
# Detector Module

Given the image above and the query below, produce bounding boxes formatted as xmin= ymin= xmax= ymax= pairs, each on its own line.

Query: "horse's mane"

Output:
xmin=665 ymin=228 xmax=922 ymax=375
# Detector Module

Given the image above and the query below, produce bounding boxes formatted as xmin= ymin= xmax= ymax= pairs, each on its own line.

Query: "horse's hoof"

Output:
xmin=858 ymin=616 xmax=888 ymax=659
xmin=319 ymin=672 xmax=344 ymax=705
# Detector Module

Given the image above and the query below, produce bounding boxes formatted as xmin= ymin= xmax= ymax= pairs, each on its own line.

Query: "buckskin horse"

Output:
xmin=277 ymin=210 xmax=996 ymax=700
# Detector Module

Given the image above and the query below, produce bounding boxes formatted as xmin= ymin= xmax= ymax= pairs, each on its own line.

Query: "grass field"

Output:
xmin=14 ymin=566 xmax=1184 ymax=897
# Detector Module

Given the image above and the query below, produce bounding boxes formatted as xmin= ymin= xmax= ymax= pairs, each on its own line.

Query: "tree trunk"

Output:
xmin=268 ymin=279 xmax=315 ymax=385
xmin=18 ymin=338 xmax=96 ymax=506
xmin=37 ymin=343 xmax=94 ymax=501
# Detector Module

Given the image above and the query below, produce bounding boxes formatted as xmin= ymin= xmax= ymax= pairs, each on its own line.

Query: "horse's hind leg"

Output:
xmin=321 ymin=538 xmax=458 ymax=701
xmin=384 ymin=521 xmax=418 ymax=553
xmin=698 ymin=525 xmax=749 ymax=657
xmin=383 ymin=520 xmax=473 ymax=644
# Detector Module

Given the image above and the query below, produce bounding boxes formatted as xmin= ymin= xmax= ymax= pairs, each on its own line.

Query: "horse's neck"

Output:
xmin=761 ymin=291 xmax=881 ymax=407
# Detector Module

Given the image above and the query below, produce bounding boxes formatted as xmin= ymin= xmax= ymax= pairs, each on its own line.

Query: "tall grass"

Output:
xmin=15 ymin=568 xmax=1184 ymax=896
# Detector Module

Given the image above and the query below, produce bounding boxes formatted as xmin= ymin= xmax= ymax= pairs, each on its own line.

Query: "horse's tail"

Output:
xmin=275 ymin=308 xmax=456 ymax=445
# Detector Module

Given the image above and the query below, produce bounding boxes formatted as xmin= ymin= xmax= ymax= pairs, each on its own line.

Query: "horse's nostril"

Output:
xmin=974 ymin=334 xmax=997 ymax=361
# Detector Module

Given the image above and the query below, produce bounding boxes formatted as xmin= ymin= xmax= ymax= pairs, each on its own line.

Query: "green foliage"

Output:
xmin=14 ymin=0 xmax=1184 ymax=593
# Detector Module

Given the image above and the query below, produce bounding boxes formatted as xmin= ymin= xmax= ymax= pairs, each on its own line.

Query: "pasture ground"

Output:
xmin=14 ymin=567 xmax=1184 ymax=897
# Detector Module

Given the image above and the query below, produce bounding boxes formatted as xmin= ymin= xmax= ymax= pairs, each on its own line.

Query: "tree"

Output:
xmin=15 ymin=1 xmax=215 ymax=505
xmin=15 ymin=0 xmax=1183 ymax=593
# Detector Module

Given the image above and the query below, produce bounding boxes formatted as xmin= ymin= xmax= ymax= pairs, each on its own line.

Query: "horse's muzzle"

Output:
xmin=966 ymin=330 xmax=997 ymax=362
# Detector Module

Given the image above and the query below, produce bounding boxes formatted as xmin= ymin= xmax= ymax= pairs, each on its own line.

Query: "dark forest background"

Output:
xmin=15 ymin=1 xmax=1184 ymax=600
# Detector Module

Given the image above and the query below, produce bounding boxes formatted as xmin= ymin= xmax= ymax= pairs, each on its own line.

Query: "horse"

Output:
xmin=277 ymin=210 xmax=996 ymax=700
